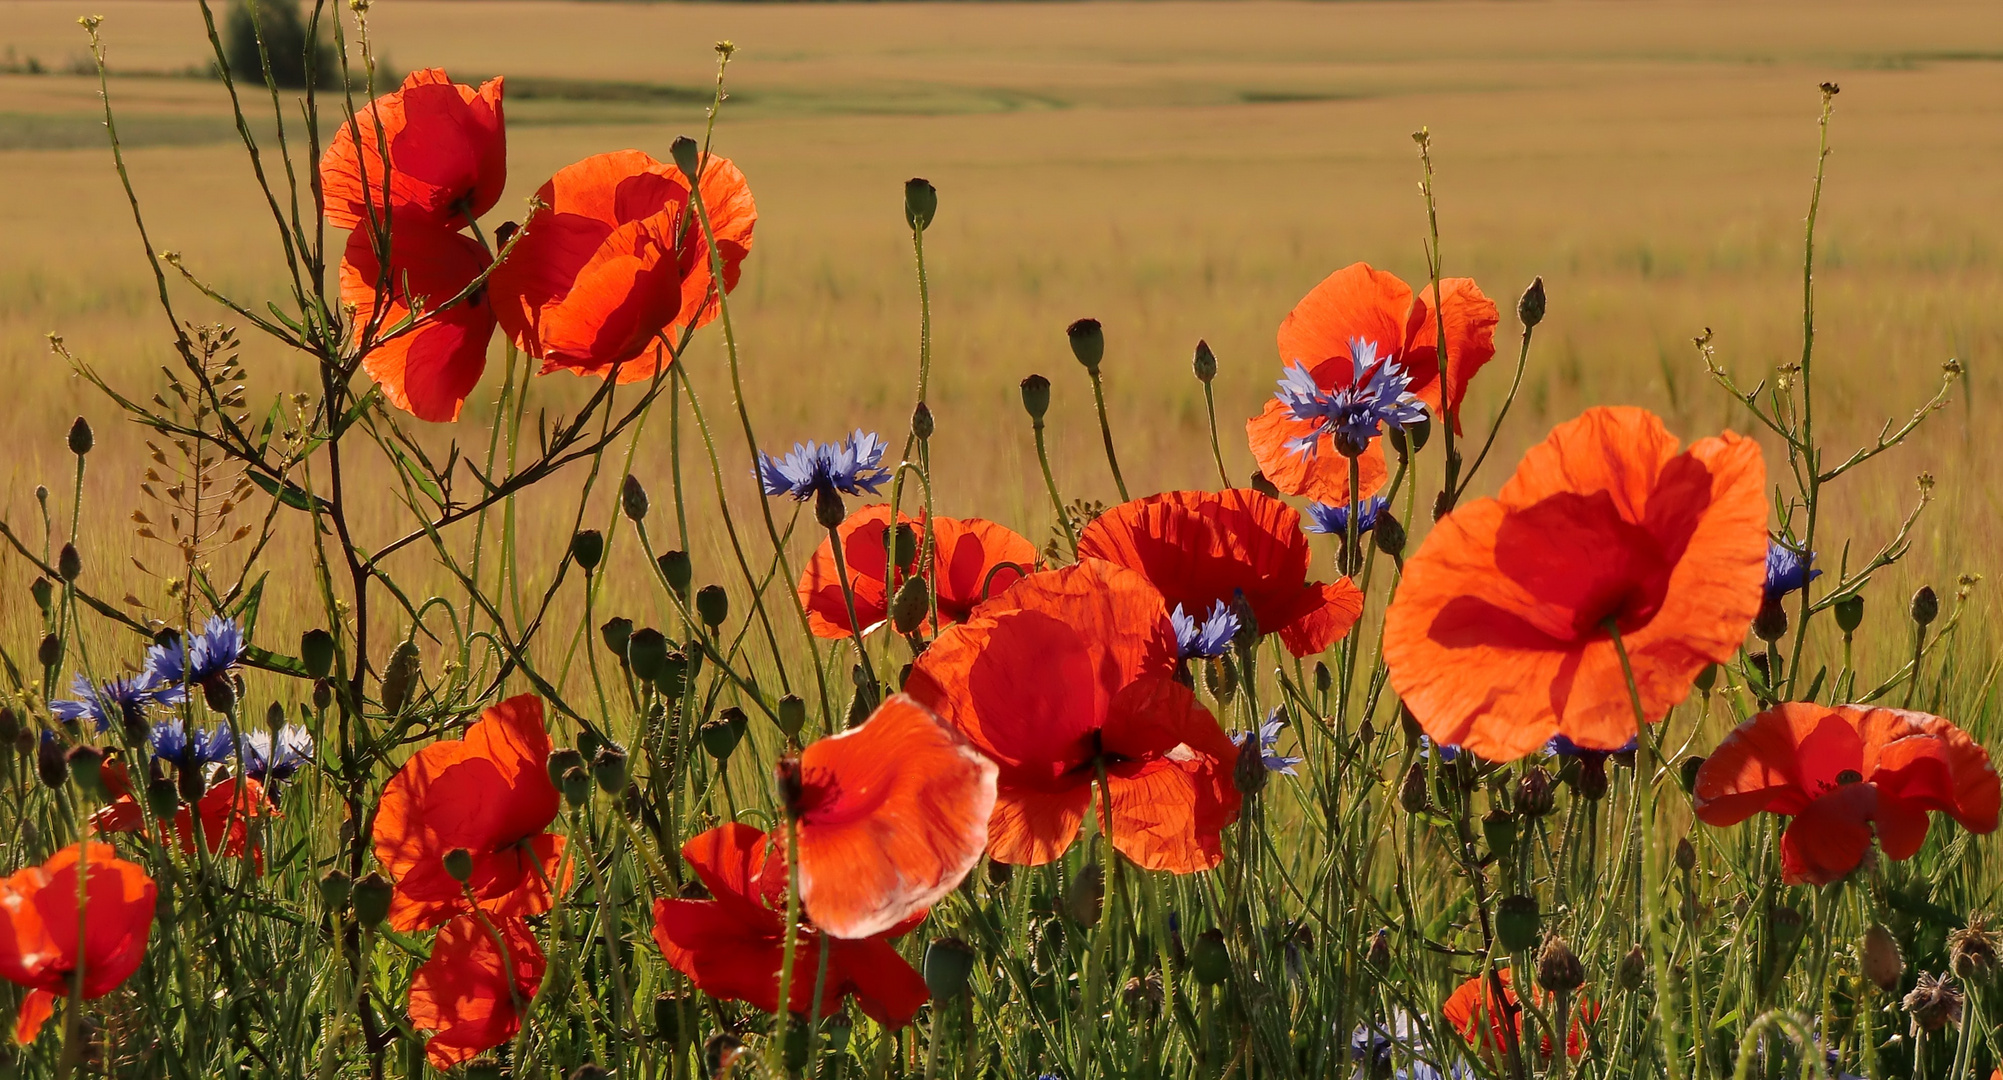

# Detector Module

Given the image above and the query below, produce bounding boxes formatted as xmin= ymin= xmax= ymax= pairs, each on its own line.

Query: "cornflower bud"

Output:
xmin=36 ymin=737 xmax=67 ymax=790
xmin=911 ymin=400 xmax=935 ymax=441
xmin=1234 ymin=733 xmax=1268 ymax=799
xmin=57 ymin=543 xmax=81 ymax=582
xmin=1399 ymin=762 xmax=1429 ymax=814
xmin=1618 ymin=944 xmax=1647 ymax=991
xmin=37 ymin=634 xmax=60 ymax=669
xmin=68 ymin=416 xmax=93 ymax=456
xmin=1192 ymin=340 xmax=1217 ymax=383
xmin=1537 ymin=935 xmax=1585 ymax=994
xmin=1753 ymin=595 xmax=1789 ymax=643
xmin=815 ymin=485 xmax=847 ymax=530
xmin=1374 ymin=512 xmax=1407 ymax=558
xmin=621 ymin=474 xmax=649 ymax=522
xmin=1367 ymin=928 xmax=1392 ymax=971
xmin=1066 ymin=318 xmax=1104 ymax=372
xmin=1912 ymin=585 xmax=1940 ymax=628
xmin=1516 ymin=767 xmax=1555 ymax=818
xmin=1518 ymin=276 xmax=1547 ymax=329
xmin=0 ymin=708 xmax=16 ymax=746
xmin=1675 ymin=837 xmax=1696 ymax=872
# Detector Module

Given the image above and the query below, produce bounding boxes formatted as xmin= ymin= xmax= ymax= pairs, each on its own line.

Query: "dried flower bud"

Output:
xmin=695 ymin=584 xmax=730 ymax=628
xmin=36 ymin=736 xmax=67 ymax=790
xmin=1233 ymin=733 xmax=1268 ymax=799
xmin=1949 ymin=915 xmax=1999 ymax=981
xmin=380 ymin=641 xmax=420 ymax=716
xmin=1517 ymin=276 xmax=1547 ymax=329
xmin=1122 ymin=973 xmax=1165 ymax=1018
xmin=1904 ymin=972 xmax=1963 ymax=1033
xmin=1537 ymin=935 xmax=1585 ymax=994
xmin=1496 ymin=894 xmax=1540 ymax=953
xmin=1374 ymin=512 xmax=1407 ymax=558
xmin=352 ymin=872 xmax=394 ymax=927
xmin=1192 ymin=340 xmax=1217 ymax=383
xmin=922 ymin=937 xmax=976 ymax=999
xmin=1618 ymin=944 xmax=1648 ymax=991
xmin=1911 ymin=585 xmax=1940 ymax=628
xmin=1862 ymin=923 xmax=1904 ymax=992
xmin=1066 ymin=318 xmax=1105 ymax=372
xmin=1674 ymin=836 xmax=1696 ymax=872
xmin=1019 ymin=374 xmax=1051 ymax=421
xmin=1753 ymin=596 xmax=1788 ymax=643
xmin=904 ymin=177 xmax=938 ymax=232
xmin=1191 ymin=929 xmax=1231 ymax=986
xmin=621 ymin=474 xmax=649 ymax=522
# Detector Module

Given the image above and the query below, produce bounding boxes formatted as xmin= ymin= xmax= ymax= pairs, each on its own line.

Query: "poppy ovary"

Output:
xmin=775 ymin=753 xmax=806 ymax=820
xmin=441 ymin=848 xmax=475 ymax=884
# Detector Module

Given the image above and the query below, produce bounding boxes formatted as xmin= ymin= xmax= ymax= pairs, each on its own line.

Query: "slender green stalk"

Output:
xmin=1088 ymin=368 xmax=1130 ymax=502
xmin=1607 ymin=623 xmax=1684 ymax=1080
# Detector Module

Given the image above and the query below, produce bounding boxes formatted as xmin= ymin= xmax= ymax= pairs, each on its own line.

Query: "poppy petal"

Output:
xmin=799 ymin=505 xmax=902 ymax=639
xmin=928 ymin=516 xmax=1037 ymax=624
xmin=1273 ymin=578 xmax=1366 ymax=658
xmin=987 ymin=780 xmax=1092 ymax=868
xmin=1780 ymin=785 xmax=1878 ymax=886
xmin=1275 ymin=263 xmax=1413 ymax=374
xmin=408 ymin=913 xmax=545 ymax=1069
xmin=13 ymin=989 xmax=54 ymax=1045
xmin=320 ymin=69 xmax=506 ymax=232
xmin=1245 ymin=398 xmax=1390 ymax=504
xmin=1401 ymin=276 xmax=1500 ymax=431
xmin=340 ymin=226 xmax=496 ymax=422
xmin=830 ymin=936 xmax=931 ymax=1029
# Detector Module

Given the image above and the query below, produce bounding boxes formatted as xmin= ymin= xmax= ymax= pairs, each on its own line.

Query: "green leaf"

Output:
xmin=393 ymin=445 xmax=445 ymax=507
xmin=249 ymin=471 xmax=333 ymax=514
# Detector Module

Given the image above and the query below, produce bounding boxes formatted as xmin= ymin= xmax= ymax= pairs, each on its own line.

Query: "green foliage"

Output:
xmin=221 ymin=0 xmax=332 ymax=90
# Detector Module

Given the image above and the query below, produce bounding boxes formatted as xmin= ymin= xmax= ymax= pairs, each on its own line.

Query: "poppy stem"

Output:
xmin=1203 ymin=380 xmax=1230 ymax=490
xmin=1088 ymin=367 xmax=1131 ymax=503
xmin=825 ymin=521 xmax=882 ymax=707
xmin=1029 ymin=412 xmax=1078 ymax=559
xmin=771 ymin=818 xmax=803 ymax=1076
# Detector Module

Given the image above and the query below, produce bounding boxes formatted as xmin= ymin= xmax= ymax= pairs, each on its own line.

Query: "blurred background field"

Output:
xmin=0 ymin=0 xmax=1995 ymax=706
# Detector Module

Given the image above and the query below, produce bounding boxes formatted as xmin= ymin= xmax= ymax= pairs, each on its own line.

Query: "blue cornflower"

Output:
xmin=1349 ymin=1010 xmax=1470 ymax=1080
xmin=1172 ymin=601 xmax=1239 ymax=660
xmin=241 ymin=725 xmax=315 ymax=783
xmin=1303 ymin=496 xmax=1389 ymax=537
xmin=756 ymin=430 xmax=891 ymax=501
xmin=1231 ymin=709 xmax=1304 ymax=776
xmin=144 ymin=616 xmax=247 ymax=704
xmin=49 ymin=673 xmax=155 ymax=732
xmin=148 ymin=719 xmax=235 ymax=767
xmin=1417 ymin=735 xmax=1460 ymax=763
xmin=1273 ymin=339 xmax=1428 ymax=457
xmin=1764 ymin=542 xmax=1820 ymax=601
xmin=1546 ymin=734 xmax=1637 ymax=760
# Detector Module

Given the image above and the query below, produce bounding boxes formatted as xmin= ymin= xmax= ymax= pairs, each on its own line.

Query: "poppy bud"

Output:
xmin=1949 ymin=916 xmax=1998 ymax=981
xmin=986 ymin=859 xmax=1013 ymax=889
xmin=1396 ymin=414 xmax=1433 ymax=455
xmin=1862 ymin=923 xmax=1904 ymax=992
xmin=656 ymin=649 xmax=689 ymax=699
xmin=1374 ymin=512 xmax=1407 ymax=558
xmin=57 ymin=543 xmax=81 ymax=582
xmin=381 ymin=641 xmax=421 ymax=715
xmin=815 ymin=485 xmax=847 ymax=530
xmin=1675 ymin=837 xmax=1696 ymax=872
xmin=1191 ymin=929 xmax=1231 ymax=986
xmin=695 ymin=584 xmax=729 ymax=628
xmin=300 ymin=628 xmax=336 ymax=679
xmin=313 ymin=679 xmax=333 ymax=713
xmin=0 ymin=708 xmax=16 ymax=746
xmin=1398 ymin=762 xmax=1429 ymax=814
xmin=776 ymin=694 xmax=807 ymax=739
xmin=911 ymin=400 xmax=935 ymax=441
xmin=1019 ymin=374 xmax=1051 ymax=421
xmin=1065 ymin=863 xmax=1104 ymax=928
xmin=37 ymin=634 xmax=60 ymax=669
xmin=146 ymin=775 xmax=178 ymax=819
xmin=822 ymin=1012 xmax=852 ymax=1051
xmin=1234 ymin=734 xmax=1267 ymax=799
xmin=621 ymin=474 xmax=649 ymax=522
xmin=1903 ymin=972 xmax=1963 ymax=1032
xmin=1482 ymin=809 xmax=1517 ymax=859
xmin=1693 ymin=663 xmax=1718 ymax=694
xmin=66 ymin=745 xmax=104 ymax=797
xmin=30 ymin=577 xmax=51 ymax=615
xmin=1753 ymin=596 xmax=1788 ymax=643
xmin=668 ymin=135 xmax=702 ymax=182
xmin=1314 ymin=662 xmax=1332 ymax=695
xmin=1679 ymin=756 xmax=1705 ymax=795
xmin=1911 ymin=585 xmax=1940 ymax=627
xmin=561 ymin=766 xmax=592 ymax=809
xmin=902 ymin=177 xmax=938 ymax=232
xmin=627 ymin=627 xmax=668 ymax=681
xmin=544 ymin=748 xmax=586 ymax=791
xmin=1249 ymin=470 xmax=1280 ymax=498
xmin=36 ymin=737 xmax=67 ymax=789
xmin=654 ymin=992 xmax=689 ymax=1048
xmin=1066 ymin=318 xmax=1104 ymax=372
xmin=1618 ymin=944 xmax=1647 ymax=991
xmin=1538 ymin=935 xmax=1585 ymax=994
xmin=442 ymin=848 xmax=474 ymax=883
xmin=570 ymin=529 xmax=605 ymax=573
xmin=923 ymin=937 xmax=976 ymax=999
xmin=846 ymin=686 xmax=873 ymax=729
xmin=10 ymin=727 xmax=31 ymax=757
xmin=1835 ymin=594 xmax=1865 ymax=634
xmin=319 ymin=869 xmax=353 ymax=910
xmin=1517 ymin=276 xmax=1547 ymax=330
xmin=1496 ymin=894 xmax=1540 ymax=953
xmin=1516 ymin=767 xmax=1555 ymax=818
xmin=892 ymin=523 xmax=920 ymax=571
xmin=1192 ymin=340 xmax=1218 ymax=383
xmin=353 ymin=872 xmax=394 ymax=927
xmin=68 ymin=416 xmax=93 ymax=456
xmin=600 ymin=618 xmax=634 ymax=662
xmin=890 ymin=575 xmax=930 ymax=637
xmin=658 ymin=550 xmax=693 ymax=599
xmin=701 ymin=710 xmax=746 ymax=761
xmin=592 ymin=746 xmax=629 ymax=794
xmin=1574 ymin=755 xmax=1608 ymax=800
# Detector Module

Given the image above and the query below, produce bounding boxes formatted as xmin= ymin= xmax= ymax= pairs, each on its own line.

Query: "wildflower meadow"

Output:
xmin=0 ymin=4 xmax=1998 ymax=1080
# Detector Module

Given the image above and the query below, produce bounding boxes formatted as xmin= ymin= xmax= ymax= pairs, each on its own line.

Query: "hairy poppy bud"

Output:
xmin=1862 ymin=923 xmax=1904 ymax=992
xmin=1835 ymin=594 xmax=1865 ymax=634
xmin=560 ymin=766 xmax=592 ymax=809
xmin=911 ymin=400 xmax=935 ymax=441
xmin=1618 ymin=944 xmax=1647 ymax=991
xmin=1191 ymin=929 xmax=1231 ymax=986
xmin=313 ymin=678 xmax=333 ymax=713
xmin=1066 ymin=318 xmax=1104 ymax=372
xmin=1374 ymin=512 xmax=1407 ymax=558
xmin=353 ymin=872 xmax=394 ymax=928
xmin=57 ymin=543 xmax=81 ymax=583
xmin=37 ymin=634 xmax=60 ymax=669
xmin=1205 ymin=654 xmax=1237 ymax=704
xmin=1482 ymin=809 xmax=1517 ymax=859
xmin=1399 ymin=762 xmax=1429 ymax=814
xmin=318 ymin=869 xmax=353 ymax=910
xmin=1496 ymin=894 xmax=1540 ymax=953
xmin=570 ymin=529 xmax=604 ymax=573
xmin=1388 ymin=414 xmax=1432 ymax=457
xmin=1538 ymin=935 xmax=1585 ymax=994
xmin=203 ymin=676 xmax=237 ymax=716
xmin=381 ymin=641 xmax=420 ymax=715
xmin=545 ymin=747 xmax=587 ymax=792
xmin=600 ymin=618 xmax=634 ymax=662
xmin=892 ymin=523 xmax=920 ymax=571
xmin=442 ymin=848 xmax=474 ymax=883
xmin=1516 ymin=767 xmax=1555 ymax=818
xmin=68 ymin=416 xmax=93 ymax=456
xmin=815 ymin=485 xmax=847 ymax=530
xmin=695 ymin=585 xmax=729 ymax=628
xmin=903 ymin=177 xmax=938 ymax=231
xmin=701 ymin=708 xmax=747 ymax=761
xmin=1314 ymin=662 xmax=1332 ymax=695
xmin=1065 ymin=863 xmax=1104 ymax=928
xmin=1693 ymin=663 xmax=1719 ymax=694
xmin=668 ymin=135 xmax=702 ymax=182
xmin=30 ymin=577 xmax=51 ymax=615
xmin=300 ymin=628 xmax=336 ymax=679
xmin=592 ymin=746 xmax=629 ymax=795
xmin=66 ymin=745 xmax=104 ymax=797
xmin=776 ymin=694 xmax=807 ymax=739
xmin=1192 ymin=340 xmax=1217 ymax=383
xmin=621 ymin=474 xmax=649 ymax=522
xmin=1912 ymin=585 xmax=1940 ymax=628
xmin=36 ymin=737 xmax=67 ymax=790
xmin=923 ymin=937 xmax=976 ymax=999
xmin=1675 ymin=837 xmax=1696 ymax=872
xmin=1518 ymin=276 xmax=1547 ymax=329
xmin=890 ymin=575 xmax=930 ymax=637
xmin=1019 ymin=374 xmax=1051 ymax=421
xmin=656 ymin=649 xmax=689 ymax=699
xmin=626 ymin=627 xmax=668 ymax=682
xmin=658 ymin=550 xmax=693 ymax=599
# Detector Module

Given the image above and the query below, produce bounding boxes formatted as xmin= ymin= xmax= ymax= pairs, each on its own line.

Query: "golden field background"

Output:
xmin=0 ymin=0 xmax=1995 ymax=702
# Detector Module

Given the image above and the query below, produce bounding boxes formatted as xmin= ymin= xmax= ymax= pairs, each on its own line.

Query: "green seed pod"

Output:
xmin=1019 ymin=374 xmax=1051 ymax=421
xmin=890 ymin=575 xmax=930 ymax=637
xmin=300 ymin=628 xmax=336 ymax=680
xmin=1835 ymin=593 xmax=1866 ymax=634
xmin=1911 ymin=585 xmax=1940 ymax=628
xmin=1066 ymin=318 xmax=1105 ymax=372
xmin=29 ymin=577 xmax=51 ymax=615
xmin=1192 ymin=340 xmax=1217 ymax=383
xmin=627 ymin=628 xmax=669 ymax=682
xmin=570 ymin=1065 xmax=612 ymax=1080
xmin=669 ymin=135 xmax=702 ymax=181
xmin=464 ymin=1063 xmax=503 ymax=1080
xmin=380 ymin=641 xmax=421 ymax=715
xmin=782 ymin=1021 xmax=810 ymax=1072
xmin=695 ymin=585 xmax=729 ymax=628
xmin=600 ymin=618 xmax=634 ymax=662
xmin=822 ymin=1012 xmax=852 ymax=1051
xmin=903 ymin=177 xmax=938 ymax=232
xmin=318 ymin=869 xmax=353 ymax=910
xmin=1693 ymin=663 xmax=1719 ymax=694
xmin=57 ymin=543 xmax=81 ymax=583
xmin=1518 ymin=275 xmax=1547 ymax=329
xmin=776 ymin=694 xmax=807 ymax=739
xmin=621 ymin=474 xmax=649 ymax=522
xmin=68 ymin=416 xmax=94 ymax=456
xmin=923 ymin=937 xmax=977 ymax=999
xmin=66 ymin=745 xmax=104 ymax=798
xmin=547 ymin=747 xmax=587 ymax=790
xmin=442 ymin=848 xmax=474 ymax=883
xmin=1496 ymin=894 xmax=1540 ymax=953
xmin=656 ymin=649 xmax=689 ymax=699
xmin=893 ymin=523 xmax=920 ymax=571
xmin=353 ymin=872 xmax=394 ymax=928
xmin=1191 ymin=928 xmax=1231 ymax=986
xmin=1065 ymin=863 xmax=1104 ymax=928
xmin=658 ymin=550 xmax=693 ymax=599
xmin=569 ymin=529 xmax=604 ymax=573
xmin=700 ymin=710 xmax=747 ymax=761
xmin=592 ymin=746 xmax=629 ymax=794
xmin=561 ymin=766 xmax=592 ymax=809
xmin=1482 ymin=809 xmax=1517 ymax=859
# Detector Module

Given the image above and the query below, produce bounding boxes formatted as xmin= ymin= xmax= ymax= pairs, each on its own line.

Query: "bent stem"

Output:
xmin=1031 ymin=414 xmax=1077 ymax=558
xmin=1605 ymin=621 xmax=1684 ymax=1080
xmin=1088 ymin=367 xmax=1130 ymax=502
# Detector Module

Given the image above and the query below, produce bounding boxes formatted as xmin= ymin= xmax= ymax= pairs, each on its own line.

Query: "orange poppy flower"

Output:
xmin=372 ymin=694 xmax=568 ymax=932
xmin=340 ymin=225 xmax=497 ymax=422
xmin=789 ymin=694 xmax=998 ymax=939
xmin=0 ymin=843 xmax=157 ymax=1044
xmin=1694 ymin=703 xmax=2001 ymax=885
xmin=1076 ymin=489 xmax=1364 ymax=657
xmin=1442 ymin=969 xmax=1590 ymax=1060
xmin=408 ymin=912 xmax=545 ymax=1069
xmin=651 ymin=823 xmax=929 ymax=1027
xmin=1383 ymin=407 xmax=1767 ymax=762
xmin=904 ymin=560 xmax=1242 ymax=872
xmin=320 ymin=68 xmax=506 ymax=233
xmin=91 ymin=766 xmax=276 ymax=870
xmin=490 ymin=149 xmax=755 ymax=383
xmin=798 ymin=505 xmax=1036 ymax=639
xmin=1247 ymin=263 xmax=1498 ymax=504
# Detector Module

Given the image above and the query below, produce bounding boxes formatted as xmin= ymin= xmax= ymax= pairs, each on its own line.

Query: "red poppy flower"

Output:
xmin=1442 ymin=969 xmax=1591 ymax=1060
xmin=1076 ymin=488 xmax=1364 ymax=657
xmin=790 ymin=694 xmax=998 ymax=939
xmin=91 ymin=767 xmax=276 ymax=869
xmin=408 ymin=912 xmax=545 ymax=1069
xmin=321 ymin=68 xmax=506 ymax=233
xmin=340 ymin=225 xmax=496 ymax=422
xmin=1694 ymin=703 xmax=2001 ymax=885
xmin=651 ymin=823 xmax=929 ymax=1027
xmin=798 ymin=505 xmax=1036 ymax=639
xmin=490 ymin=149 xmax=755 ymax=382
xmin=373 ymin=694 xmax=568 ymax=932
xmin=1247 ymin=263 xmax=1498 ymax=504
xmin=904 ymin=560 xmax=1242 ymax=872
xmin=1383 ymin=406 xmax=1767 ymax=762
xmin=0 ymin=843 xmax=156 ymax=1044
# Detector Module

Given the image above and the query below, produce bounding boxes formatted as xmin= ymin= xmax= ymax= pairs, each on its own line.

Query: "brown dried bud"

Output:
xmin=1537 ymin=935 xmax=1585 ymax=994
xmin=1618 ymin=944 xmax=1647 ymax=991
xmin=1516 ymin=766 xmax=1555 ymax=818
xmin=1903 ymin=972 xmax=1963 ymax=1033
xmin=1949 ymin=915 xmax=1999 ymax=981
